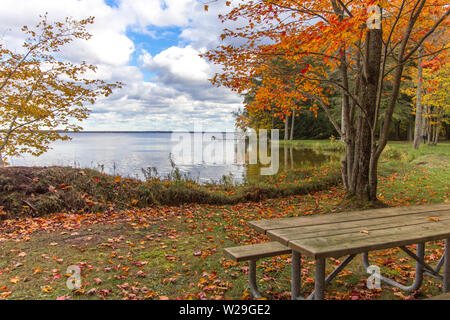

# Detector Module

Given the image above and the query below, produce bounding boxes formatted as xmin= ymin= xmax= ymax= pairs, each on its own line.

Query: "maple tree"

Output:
xmin=0 ymin=14 xmax=121 ymax=166
xmin=204 ymin=0 xmax=449 ymax=202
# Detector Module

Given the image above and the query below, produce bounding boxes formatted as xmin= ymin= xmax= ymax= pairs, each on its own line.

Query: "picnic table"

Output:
xmin=247 ymin=203 xmax=450 ymax=300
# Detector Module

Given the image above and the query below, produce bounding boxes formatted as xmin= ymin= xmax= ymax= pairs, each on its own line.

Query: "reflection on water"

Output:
xmin=9 ymin=132 xmax=339 ymax=182
xmin=246 ymin=144 xmax=339 ymax=181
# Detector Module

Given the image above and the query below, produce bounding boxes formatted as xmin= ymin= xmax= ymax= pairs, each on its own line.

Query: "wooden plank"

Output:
xmin=224 ymin=242 xmax=291 ymax=262
xmin=428 ymin=293 xmax=450 ymax=300
xmin=268 ymin=211 xmax=450 ymax=245
xmin=289 ymin=220 xmax=450 ymax=259
xmin=248 ymin=203 xmax=450 ymax=234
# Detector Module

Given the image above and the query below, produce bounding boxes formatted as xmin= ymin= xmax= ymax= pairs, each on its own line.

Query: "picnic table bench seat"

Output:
xmin=224 ymin=242 xmax=291 ymax=298
xmin=243 ymin=203 xmax=450 ymax=300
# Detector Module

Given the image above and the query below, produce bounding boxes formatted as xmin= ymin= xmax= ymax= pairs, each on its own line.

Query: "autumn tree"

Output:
xmin=421 ymin=60 xmax=450 ymax=144
xmin=0 ymin=15 xmax=121 ymax=166
xmin=205 ymin=0 xmax=449 ymax=202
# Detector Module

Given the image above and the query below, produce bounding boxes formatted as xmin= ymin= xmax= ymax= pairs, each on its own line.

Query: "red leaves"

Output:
xmin=164 ymin=254 xmax=177 ymax=262
xmin=300 ymin=64 xmax=310 ymax=74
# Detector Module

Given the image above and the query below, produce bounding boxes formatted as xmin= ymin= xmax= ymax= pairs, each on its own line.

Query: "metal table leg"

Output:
xmin=362 ymin=243 xmax=425 ymax=292
xmin=291 ymin=250 xmax=301 ymax=300
xmin=444 ymin=238 xmax=450 ymax=293
xmin=249 ymin=259 xmax=262 ymax=298
xmin=314 ymin=258 xmax=326 ymax=300
xmin=425 ymin=255 xmax=445 ymax=279
xmin=305 ymin=254 xmax=355 ymax=300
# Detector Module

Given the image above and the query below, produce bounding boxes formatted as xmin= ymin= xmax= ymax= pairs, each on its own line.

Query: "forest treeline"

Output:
xmin=233 ymin=60 xmax=449 ymax=142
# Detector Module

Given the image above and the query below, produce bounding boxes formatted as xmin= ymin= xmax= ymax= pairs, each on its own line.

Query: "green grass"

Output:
xmin=0 ymin=140 xmax=448 ymax=300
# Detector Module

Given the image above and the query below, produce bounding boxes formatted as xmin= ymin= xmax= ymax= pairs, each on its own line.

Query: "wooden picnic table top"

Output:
xmin=248 ymin=203 xmax=450 ymax=259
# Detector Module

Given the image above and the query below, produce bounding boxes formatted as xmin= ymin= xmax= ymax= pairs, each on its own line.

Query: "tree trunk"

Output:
xmin=434 ymin=124 xmax=440 ymax=145
xmin=423 ymin=105 xmax=429 ymax=145
xmin=290 ymin=110 xmax=295 ymax=140
xmin=341 ymin=99 xmax=346 ymax=142
xmin=343 ymin=28 xmax=383 ymax=202
xmin=395 ymin=120 xmax=401 ymax=140
xmin=0 ymin=152 xmax=4 ymax=167
xmin=271 ymin=110 xmax=275 ymax=129
xmin=413 ymin=47 xmax=424 ymax=149
xmin=284 ymin=116 xmax=289 ymax=141
xmin=407 ymin=114 xmax=413 ymax=141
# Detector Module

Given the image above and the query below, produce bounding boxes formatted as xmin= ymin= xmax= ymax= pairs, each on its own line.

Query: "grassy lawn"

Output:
xmin=0 ymin=141 xmax=449 ymax=300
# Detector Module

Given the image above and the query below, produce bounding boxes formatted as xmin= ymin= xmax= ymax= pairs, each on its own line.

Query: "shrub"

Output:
xmin=0 ymin=165 xmax=341 ymax=219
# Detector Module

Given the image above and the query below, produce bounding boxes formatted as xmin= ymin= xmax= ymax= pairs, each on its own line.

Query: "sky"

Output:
xmin=0 ymin=0 xmax=242 ymax=131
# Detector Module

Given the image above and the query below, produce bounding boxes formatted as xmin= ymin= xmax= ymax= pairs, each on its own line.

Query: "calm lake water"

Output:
xmin=10 ymin=132 xmax=337 ymax=182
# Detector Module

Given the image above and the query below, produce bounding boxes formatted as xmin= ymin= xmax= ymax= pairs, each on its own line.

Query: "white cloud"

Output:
xmin=0 ymin=0 xmax=243 ymax=131
xmin=119 ymin=0 xmax=196 ymax=28
xmin=140 ymin=45 xmax=209 ymax=83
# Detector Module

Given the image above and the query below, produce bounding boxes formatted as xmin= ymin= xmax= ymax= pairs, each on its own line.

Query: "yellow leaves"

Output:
xmin=427 ymin=217 xmax=440 ymax=222
xmin=144 ymin=290 xmax=159 ymax=299
xmin=33 ymin=267 xmax=43 ymax=274
xmin=41 ymin=286 xmax=54 ymax=293
xmin=114 ymin=176 xmax=122 ymax=184
xmin=0 ymin=292 xmax=12 ymax=299
xmin=241 ymin=290 xmax=250 ymax=300
xmin=204 ymin=5 xmax=208 ymax=11
xmin=9 ymin=277 xmax=21 ymax=284
xmin=0 ymin=15 xmax=121 ymax=159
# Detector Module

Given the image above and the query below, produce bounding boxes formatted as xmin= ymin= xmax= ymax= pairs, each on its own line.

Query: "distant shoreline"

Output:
xmin=56 ymin=131 xmax=233 ymax=134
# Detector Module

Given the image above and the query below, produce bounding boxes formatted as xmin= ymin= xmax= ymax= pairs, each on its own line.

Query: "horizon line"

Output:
xmin=56 ymin=130 xmax=238 ymax=133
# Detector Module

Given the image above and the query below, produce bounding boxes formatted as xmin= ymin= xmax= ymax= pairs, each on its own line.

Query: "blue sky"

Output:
xmin=0 ymin=0 xmax=242 ymax=131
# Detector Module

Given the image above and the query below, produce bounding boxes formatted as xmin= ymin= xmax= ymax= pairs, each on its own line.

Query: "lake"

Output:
xmin=9 ymin=132 xmax=337 ymax=182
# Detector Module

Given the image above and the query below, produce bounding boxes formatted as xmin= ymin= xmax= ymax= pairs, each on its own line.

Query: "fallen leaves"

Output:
xmin=0 ymin=176 xmax=447 ymax=301
xmin=41 ymin=285 xmax=54 ymax=293
xmin=33 ymin=267 xmax=43 ymax=274
xmin=9 ymin=277 xmax=20 ymax=284
xmin=0 ymin=292 xmax=12 ymax=299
